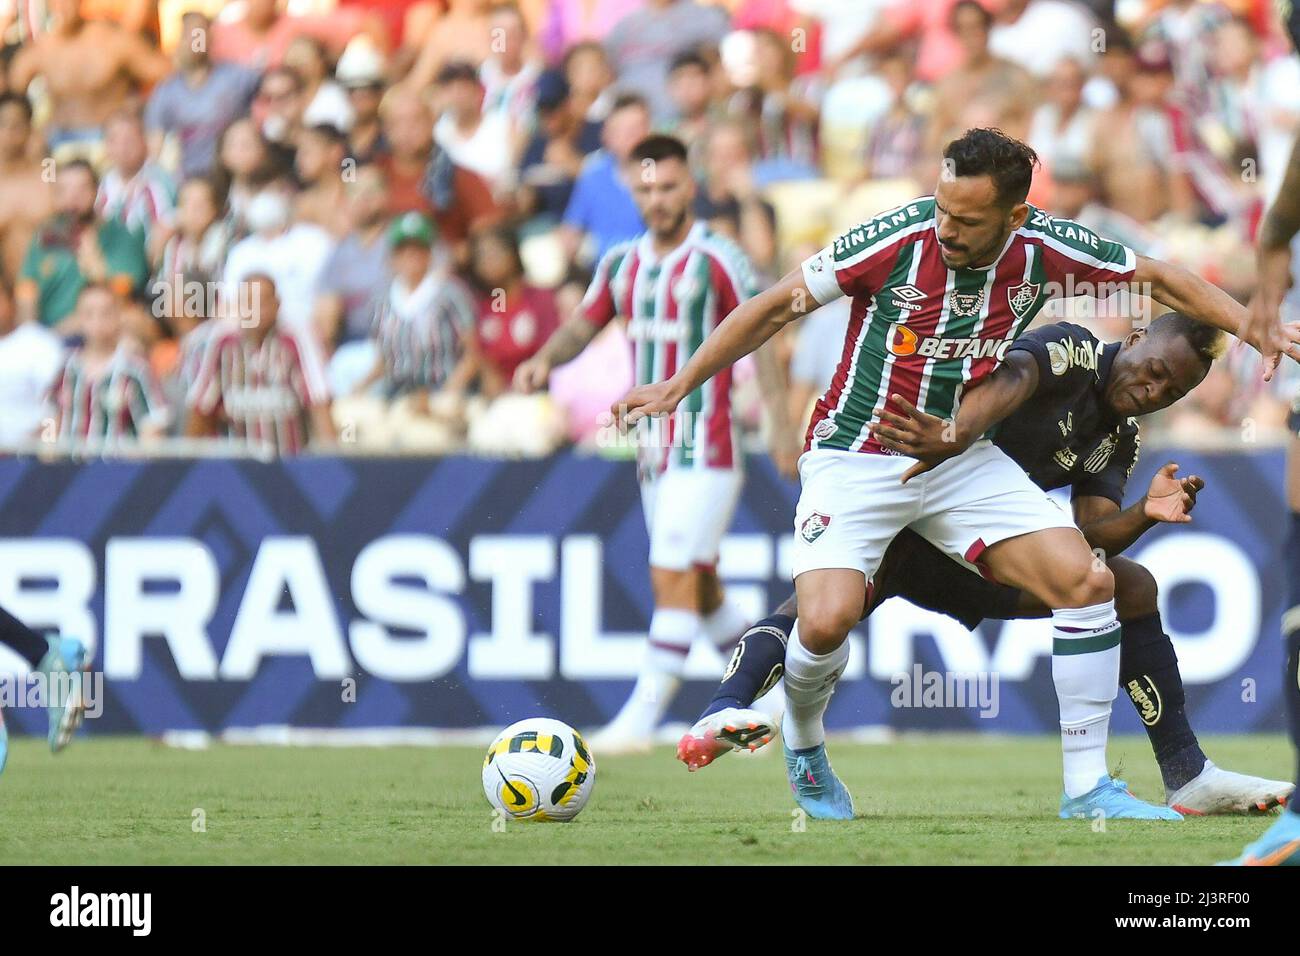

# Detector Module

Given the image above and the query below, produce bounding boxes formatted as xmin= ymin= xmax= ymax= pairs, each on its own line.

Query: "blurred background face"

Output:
xmin=472 ymin=233 xmax=518 ymax=288
xmin=629 ymin=155 xmax=693 ymax=239
xmin=79 ymin=289 xmax=122 ymax=348
xmin=0 ymin=102 xmax=31 ymax=159
xmin=393 ymin=243 xmax=432 ymax=285
xmin=705 ymin=124 xmax=751 ymax=182
xmin=105 ymin=117 xmax=147 ymax=173
xmin=0 ymin=285 xmax=15 ymax=336
xmin=57 ymin=166 xmax=98 ymax=218
xmin=489 ymin=8 xmax=526 ymax=64
xmin=260 ymin=71 xmax=303 ymax=123
xmin=565 ymin=46 xmax=612 ymax=99
xmin=177 ymin=13 xmax=209 ymax=69
xmin=754 ymin=32 xmax=791 ymax=85
xmin=284 ymin=37 xmax=327 ymax=86
xmin=176 ymin=180 xmax=218 ymax=236
xmin=952 ymin=4 xmax=991 ymax=60
xmin=438 ymin=78 xmax=482 ymax=121
xmin=238 ymin=277 xmax=279 ymax=334
xmin=295 ymin=131 xmax=340 ymax=183
xmin=246 ymin=0 xmax=279 ymax=28
xmin=346 ymin=166 xmax=388 ymax=227
xmin=1214 ymin=21 xmax=1255 ymax=76
xmin=669 ymin=64 xmax=711 ymax=116
xmin=348 ymin=83 xmax=383 ymax=122
xmin=602 ymin=104 xmax=650 ymax=161
xmin=220 ymin=120 xmax=268 ymax=178
xmin=383 ymin=94 xmax=433 ymax=158
xmin=1047 ymin=58 xmax=1085 ymax=111
xmin=1130 ymin=68 xmax=1172 ymax=106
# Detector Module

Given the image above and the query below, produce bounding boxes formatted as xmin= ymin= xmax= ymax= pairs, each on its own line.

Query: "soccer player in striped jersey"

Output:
xmin=187 ymin=273 xmax=335 ymax=456
xmin=515 ymin=134 xmax=768 ymax=753
xmin=49 ymin=283 xmax=168 ymax=447
xmin=620 ymin=128 xmax=1300 ymax=820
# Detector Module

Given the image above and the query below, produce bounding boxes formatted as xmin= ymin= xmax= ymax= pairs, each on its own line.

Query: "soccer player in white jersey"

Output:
xmin=620 ymin=128 xmax=1300 ymax=819
xmin=515 ymin=134 xmax=770 ymax=753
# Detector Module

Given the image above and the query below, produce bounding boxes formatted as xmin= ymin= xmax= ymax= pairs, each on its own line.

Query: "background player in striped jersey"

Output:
xmin=515 ymin=134 xmax=771 ymax=754
xmin=679 ymin=314 xmax=1294 ymax=816
xmin=49 ymin=282 xmax=168 ymax=446
xmin=620 ymin=128 xmax=1300 ymax=820
xmin=186 ymin=273 xmax=335 ymax=457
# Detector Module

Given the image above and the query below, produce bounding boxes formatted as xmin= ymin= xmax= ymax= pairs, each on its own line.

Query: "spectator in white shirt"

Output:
xmin=990 ymin=0 xmax=1098 ymax=78
xmin=0 ymin=279 xmax=63 ymax=447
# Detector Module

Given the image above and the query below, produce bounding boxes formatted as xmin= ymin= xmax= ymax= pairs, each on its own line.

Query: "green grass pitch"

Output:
xmin=0 ymin=734 xmax=1290 ymax=864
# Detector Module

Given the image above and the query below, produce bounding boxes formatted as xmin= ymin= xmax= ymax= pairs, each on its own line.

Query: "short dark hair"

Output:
xmin=942 ymin=128 xmax=1039 ymax=206
xmin=0 ymin=91 xmax=32 ymax=123
xmin=609 ymin=92 xmax=650 ymax=116
xmin=629 ymin=134 xmax=689 ymax=166
xmin=1148 ymin=312 xmax=1227 ymax=364
xmin=436 ymin=61 xmax=481 ymax=86
xmin=669 ymin=49 xmax=710 ymax=74
xmin=60 ymin=157 xmax=98 ymax=187
xmin=303 ymin=122 xmax=348 ymax=150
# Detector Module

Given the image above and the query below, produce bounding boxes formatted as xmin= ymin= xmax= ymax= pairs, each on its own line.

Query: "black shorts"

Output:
xmin=873 ymin=528 xmax=1023 ymax=630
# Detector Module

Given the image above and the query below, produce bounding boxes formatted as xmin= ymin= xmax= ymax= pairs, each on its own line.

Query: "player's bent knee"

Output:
xmin=796 ymin=602 xmax=859 ymax=655
xmin=1108 ymin=556 xmax=1158 ymax=620
xmin=1045 ymin=560 xmax=1114 ymax=610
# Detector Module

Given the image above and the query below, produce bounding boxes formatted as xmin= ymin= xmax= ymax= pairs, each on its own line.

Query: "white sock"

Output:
xmin=701 ymin=600 xmax=749 ymax=651
xmin=606 ymin=608 xmax=696 ymax=730
xmin=1052 ymin=601 xmax=1121 ymax=798
xmin=780 ymin=623 xmax=850 ymax=751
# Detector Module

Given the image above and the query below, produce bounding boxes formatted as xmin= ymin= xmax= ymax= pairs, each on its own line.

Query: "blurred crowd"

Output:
xmin=0 ymin=0 xmax=1295 ymax=459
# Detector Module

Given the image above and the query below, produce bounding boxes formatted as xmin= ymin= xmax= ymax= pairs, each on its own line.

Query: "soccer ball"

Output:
xmin=482 ymin=717 xmax=595 ymax=822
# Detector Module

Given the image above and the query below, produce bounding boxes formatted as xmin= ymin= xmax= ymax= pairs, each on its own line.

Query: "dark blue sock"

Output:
xmin=0 ymin=604 xmax=47 ymax=668
xmin=1285 ymin=513 xmax=1300 ymax=815
xmin=700 ymin=613 xmax=793 ymax=719
xmin=1119 ymin=610 xmax=1206 ymax=793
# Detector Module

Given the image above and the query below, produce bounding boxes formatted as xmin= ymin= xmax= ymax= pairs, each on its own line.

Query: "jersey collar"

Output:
xmin=1094 ymin=341 xmax=1122 ymax=418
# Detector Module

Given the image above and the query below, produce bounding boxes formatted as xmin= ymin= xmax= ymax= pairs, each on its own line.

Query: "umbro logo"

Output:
xmin=888 ymin=284 xmax=926 ymax=312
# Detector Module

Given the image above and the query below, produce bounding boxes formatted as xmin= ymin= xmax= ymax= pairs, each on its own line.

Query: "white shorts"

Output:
xmin=791 ymin=441 xmax=1078 ymax=580
xmin=640 ymin=466 xmax=744 ymax=571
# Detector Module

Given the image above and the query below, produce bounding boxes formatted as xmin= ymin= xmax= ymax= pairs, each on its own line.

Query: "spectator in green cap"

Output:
xmin=334 ymin=210 xmax=479 ymax=450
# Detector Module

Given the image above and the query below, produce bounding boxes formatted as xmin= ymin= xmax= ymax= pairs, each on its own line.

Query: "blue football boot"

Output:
xmin=784 ymin=742 xmax=855 ymax=820
xmin=1060 ymin=775 xmax=1184 ymax=820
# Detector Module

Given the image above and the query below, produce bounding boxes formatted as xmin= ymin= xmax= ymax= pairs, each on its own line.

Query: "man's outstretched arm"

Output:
xmin=1134 ymin=255 xmax=1300 ymax=376
xmin=618 ymin=268 xmax=811 ymax=425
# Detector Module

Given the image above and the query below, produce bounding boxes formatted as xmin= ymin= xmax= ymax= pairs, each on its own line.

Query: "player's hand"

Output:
xmin=1242 ymin=247 xmax=1300 ymax=381
xmin=613 ymin=379 xmax=683 ymax=429
xmin=870 ymin=393 xmax=964 ymax=483
xmin=513 ymin=357 xmax=552 ymax=394
xmin=1142 ymin=462 xmax=1204 ymax=524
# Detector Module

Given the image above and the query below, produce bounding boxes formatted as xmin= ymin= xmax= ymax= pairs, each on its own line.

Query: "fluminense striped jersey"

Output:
xmin=800 ymin=197 xmax=1138 ymax=455
xmin=188 ymin=322 xmax=330 ymax=456
xmin=372 ymin=274 xmax=477 ymax=398
xmin=582 ymin=221 xmax=757 ymax=473
xmin=50 ymin=345 xmax=167 ymax=443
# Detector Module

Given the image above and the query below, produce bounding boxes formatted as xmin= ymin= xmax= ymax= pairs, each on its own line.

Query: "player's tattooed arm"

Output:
xmin=514 ymin=317 xmax=600 ymax=393
xmin=617 ymin=268 xmax=809 ymax=426
xmin=872 ymin=351 xmax=1040 ymax=482
xmin=1134 ymin=255 xmax=1300 ymax=379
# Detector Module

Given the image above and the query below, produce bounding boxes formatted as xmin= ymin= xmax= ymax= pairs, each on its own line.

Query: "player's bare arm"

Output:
xmin=1248 ymin=134 xmax=1300 ymax=360
xmin=513 ymin=316 xmax=600 ymax=393
xmin=1073 ymin=463 xmax=1203 ymax=557
xmin=617 ymin=268 xmax=809 ymax=426
xmin=871 ymin=350 xmax=1041 ymax=481
xmin=1133 ymin=255 xmax=1300 ymax=377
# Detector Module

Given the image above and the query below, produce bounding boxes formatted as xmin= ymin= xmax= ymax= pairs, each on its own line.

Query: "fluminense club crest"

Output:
xmin=800 ymin=512 xmax=832 ymax=543
xmin=1006 ymin=280 xmax=1041 ymax=320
